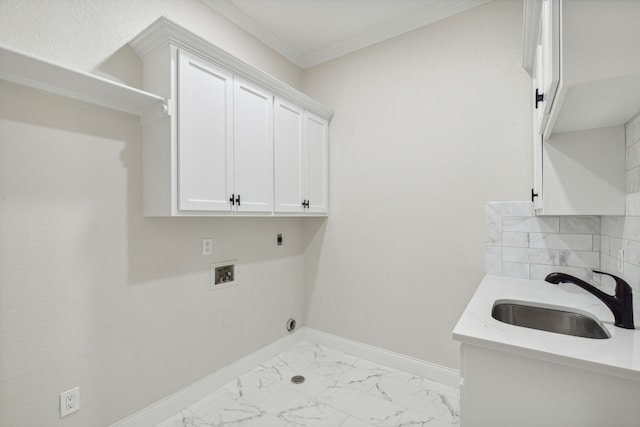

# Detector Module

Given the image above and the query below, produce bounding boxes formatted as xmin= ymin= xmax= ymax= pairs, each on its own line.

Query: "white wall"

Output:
xmin=0 ymin=1 xmax=304 ymax=425
xmin=0 ymin=0 xmax=302 ymax=89
xmin=301 ymin=0 xmax=532 ymax=369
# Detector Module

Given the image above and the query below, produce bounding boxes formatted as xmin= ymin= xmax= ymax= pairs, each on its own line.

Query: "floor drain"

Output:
xmin=291 ymin=375 xmax=305 ymax=384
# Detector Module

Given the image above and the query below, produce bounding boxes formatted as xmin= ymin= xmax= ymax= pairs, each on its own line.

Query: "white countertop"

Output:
xmin=452 ymin=275 xmax=640 ymax=381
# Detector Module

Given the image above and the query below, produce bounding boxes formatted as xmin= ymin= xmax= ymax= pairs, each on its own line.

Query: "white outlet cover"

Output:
xmin=202 ymin=238 xmax=213 ymax=256
xmin=60 ymin=386 xmax=80 ymax=417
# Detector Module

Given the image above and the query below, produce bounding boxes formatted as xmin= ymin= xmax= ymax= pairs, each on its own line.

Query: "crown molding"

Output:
xmin=202 ymin=0 xmax=491 ymax=69
xmin=201 ymin=0 xmax=306 ymax=67
xmin=129 ymin=17 xmax=332 ymax=120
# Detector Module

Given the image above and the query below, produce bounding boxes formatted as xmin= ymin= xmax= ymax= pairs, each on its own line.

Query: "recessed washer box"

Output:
xmin=210 ymin=260 xmax=238 ymax=291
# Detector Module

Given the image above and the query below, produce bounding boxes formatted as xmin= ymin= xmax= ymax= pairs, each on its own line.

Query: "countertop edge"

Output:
xmin=452 ymin=275 xmax=640 ymax=383
xmin=453 ymin=331 xmax=640 ymax=382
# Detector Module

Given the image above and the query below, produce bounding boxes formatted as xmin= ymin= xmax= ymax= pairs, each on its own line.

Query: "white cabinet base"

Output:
xmin=460 ymin=344 xmax=640 ymax=427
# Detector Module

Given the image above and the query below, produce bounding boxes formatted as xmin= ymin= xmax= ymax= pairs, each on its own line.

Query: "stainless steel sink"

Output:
xmin=491 ymin=300 xmax=611 ymax=339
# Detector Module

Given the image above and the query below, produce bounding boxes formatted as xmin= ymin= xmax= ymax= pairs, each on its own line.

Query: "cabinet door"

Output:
xmin=274 ymin=99 xmax=304 ymax=212
xmin=534 ymin=0 xmax=560 ymax=137
xmin=177 ymin=50 xmax=233 ymax=211
xmin=304 ymin=112 xmax=328 ymax=214
xmin=233 ymin=79 xmax=273 ymax=212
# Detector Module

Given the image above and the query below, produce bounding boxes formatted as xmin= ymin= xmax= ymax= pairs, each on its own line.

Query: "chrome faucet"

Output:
xmin=545 ymin=271 xmax=635 ymax=329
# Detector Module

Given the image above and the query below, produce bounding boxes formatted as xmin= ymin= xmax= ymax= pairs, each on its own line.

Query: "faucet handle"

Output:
xmin=593 ymin=270 xmax=632 ymax=296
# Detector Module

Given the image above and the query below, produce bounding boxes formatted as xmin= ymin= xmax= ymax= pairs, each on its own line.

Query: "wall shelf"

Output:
xmin=0 ymin=45 xmax=166 ymax=117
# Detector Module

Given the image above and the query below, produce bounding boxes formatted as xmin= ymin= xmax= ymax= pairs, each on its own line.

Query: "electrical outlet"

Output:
xmin=60 ymin=387 xmax=80 ymax=417
xmin=202 ymin=238 xmax=213 ymax=256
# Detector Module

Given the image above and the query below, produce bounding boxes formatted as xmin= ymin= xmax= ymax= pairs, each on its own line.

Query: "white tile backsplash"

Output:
xmin=626 ymin=167 xmax=640 ymax=193
xmin=485 ymin=202 xmax=599 ymax=281
xmin=559 ymin=217 xmax=600 ymax=234
xmin=486 ymin=201 xmax=534 ymax=217
xmin=502 ymin=216 xmax=560 ymax=233
xmin=626 ymin=191 xmax=640 ymax=216
xmin=502 ymin=262 xmax=530 ymax=279
xmin=502 ymin=247 xmax=558 ymax=265
xmin=529 ymin=233 xmax=593 ymax=250
xmin=502 ymin=232 xmax=529 ymax=248
xmin=558 ymin=250 xmax=600 ymax=269
xmin=626 ymin=141 xmax=640 ymax=170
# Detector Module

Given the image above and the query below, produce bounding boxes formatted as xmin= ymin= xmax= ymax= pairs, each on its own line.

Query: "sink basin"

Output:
xmin=491 ymin=300 xmax=611 ymax=339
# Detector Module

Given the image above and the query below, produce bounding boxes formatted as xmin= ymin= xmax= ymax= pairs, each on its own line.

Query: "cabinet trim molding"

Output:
xmin=129 ymin=17 xmax=333 ymax=121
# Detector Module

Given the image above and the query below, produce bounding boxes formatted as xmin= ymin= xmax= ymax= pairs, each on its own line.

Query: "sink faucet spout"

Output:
xmin=544 ymin=271 xmax=634 ymax=329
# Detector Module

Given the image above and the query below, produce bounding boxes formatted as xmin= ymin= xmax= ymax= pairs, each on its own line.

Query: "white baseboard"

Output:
xmin=111 ymin=327 xmax=460 ymax=426
xmin=303 ymin=328 xmax=460 ymax=388
xmin=110 ymin=329 xmax=305 ymax=427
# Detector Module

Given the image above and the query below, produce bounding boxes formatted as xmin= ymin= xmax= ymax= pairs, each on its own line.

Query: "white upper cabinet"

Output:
xmin=178 ymin=50 xmax=233 ymax=212
xmin=532 ymin=0 xmax=560 ymax=137
xmin=274 ymin=99 xmax=328 ymax=215
xmin=304 ymin=112 xmax=329 ymax=214
xmin=129 ymin=18 xmax=332 ymax=217
xmin=232 ymin=79 xmax=273 ymax=212
xmin=274 ymin=99 xmax=304 ymax=213
xmin=525 ymin=0 xmax=640 ymax=140
xmin=524 ymin=0 xmax=628 ymax=216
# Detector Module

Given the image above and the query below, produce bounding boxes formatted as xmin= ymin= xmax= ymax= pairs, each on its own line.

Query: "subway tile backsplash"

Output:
xmin=485 ymin=202 xmax=600 ymax=283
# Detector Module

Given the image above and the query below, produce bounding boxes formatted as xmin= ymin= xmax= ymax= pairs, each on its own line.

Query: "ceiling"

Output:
xmin=201 ymin=0 xmax=492 ymax=69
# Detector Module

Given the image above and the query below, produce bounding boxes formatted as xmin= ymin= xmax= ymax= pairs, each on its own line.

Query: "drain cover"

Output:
xmin=291 ymin=375 xmax=305 ymax=384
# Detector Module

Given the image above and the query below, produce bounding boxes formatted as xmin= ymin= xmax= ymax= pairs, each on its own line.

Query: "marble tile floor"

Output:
xmin=157 ymin=341 xmax=460 ymax=427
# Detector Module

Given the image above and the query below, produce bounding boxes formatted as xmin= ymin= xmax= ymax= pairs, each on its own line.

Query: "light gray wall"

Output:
xmin=301 ymin=0 xmax=532 ymax=369
xmin=0 ymin=1 xmax=304 ymax=426
xmin=0 ymin=0 xmax=302 ymax=90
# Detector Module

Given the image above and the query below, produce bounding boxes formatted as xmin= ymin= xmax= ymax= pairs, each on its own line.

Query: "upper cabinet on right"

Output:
xmin=523 ymin=0 xmax=640 ymax=140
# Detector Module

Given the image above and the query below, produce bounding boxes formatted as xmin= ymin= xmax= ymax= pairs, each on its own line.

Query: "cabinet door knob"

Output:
xmin=230 ymin=194 xmax=235 ymax=206
xmin=531 ymin=188 xmax=539 ymax=202
xmin=535 ymin=88 xmax=544 ymax=109
xmin=235 ymin=194 xmax=241 ymax=206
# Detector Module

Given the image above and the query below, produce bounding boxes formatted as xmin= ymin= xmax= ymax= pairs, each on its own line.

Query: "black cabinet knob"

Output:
xmin=535 ymin=88 xmax=544 ymax=109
